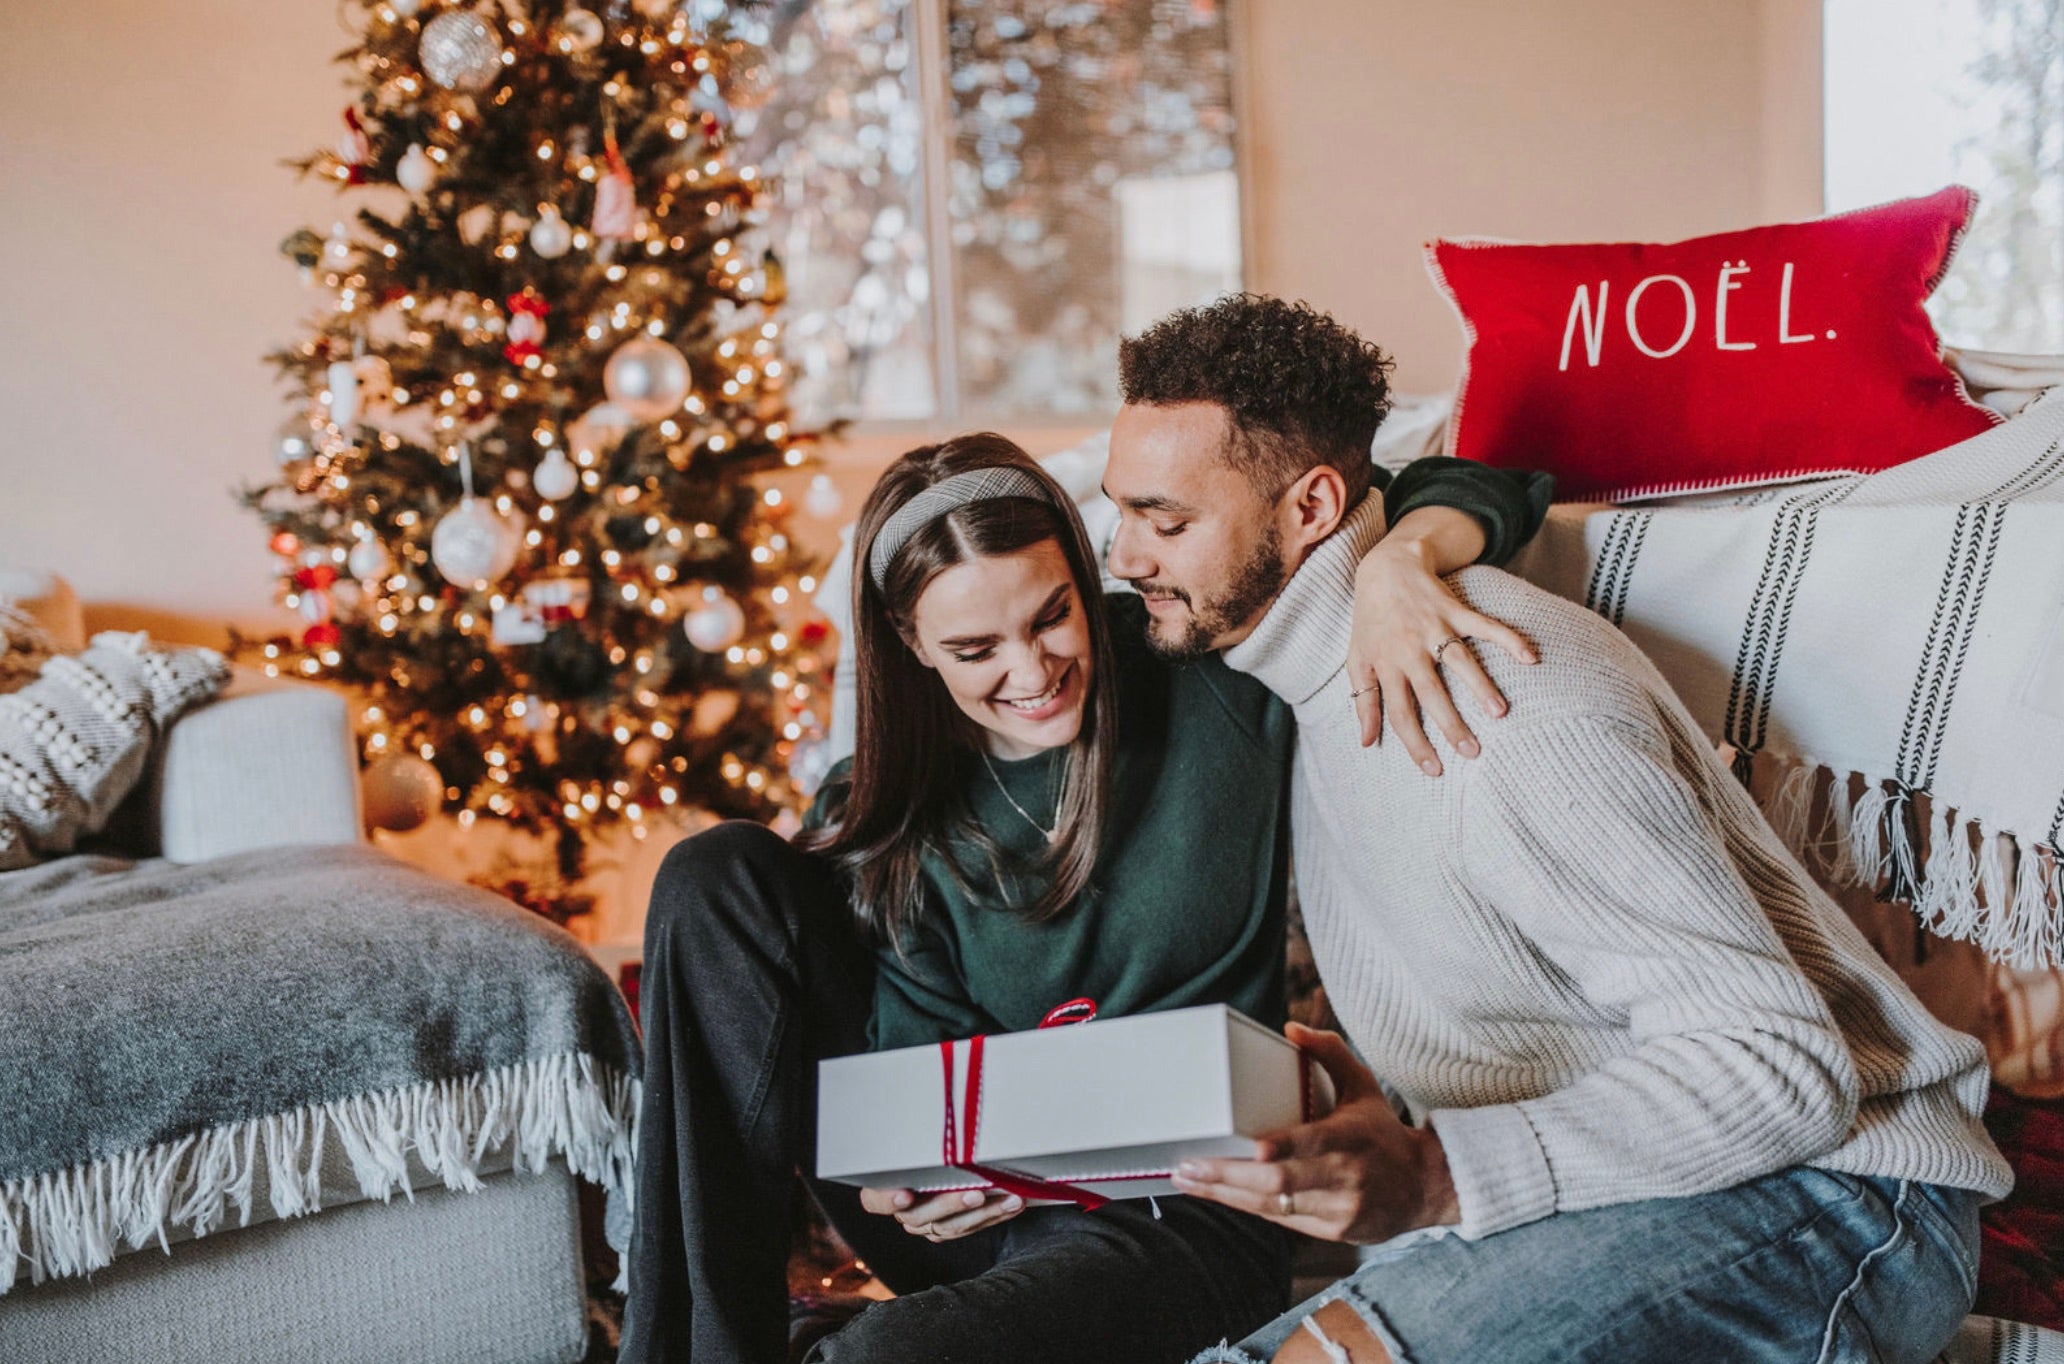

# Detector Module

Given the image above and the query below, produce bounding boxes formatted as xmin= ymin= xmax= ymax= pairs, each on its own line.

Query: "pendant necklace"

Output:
xmin=981 ymin=749 xmax=1060 ymax=845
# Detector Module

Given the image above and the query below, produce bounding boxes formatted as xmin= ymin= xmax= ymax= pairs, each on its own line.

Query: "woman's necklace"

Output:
xmin=980 ymin=749 xmax=1059 ymax=844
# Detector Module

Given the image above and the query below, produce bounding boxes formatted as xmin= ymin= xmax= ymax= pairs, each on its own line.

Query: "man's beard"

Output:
xmin=1139 ymin=522 xmax=1287 ymax=661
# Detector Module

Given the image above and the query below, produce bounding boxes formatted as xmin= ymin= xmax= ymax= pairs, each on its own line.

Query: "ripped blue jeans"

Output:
xmin=1189 ymin=1167 xmax=1982 ymax=1364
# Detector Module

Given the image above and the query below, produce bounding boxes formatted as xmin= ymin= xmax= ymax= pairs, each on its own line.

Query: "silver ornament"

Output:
xmin=397 ymin=143 xmax=435 ymax=194
xmin=275 ymin=419 xmax=316 ymax=467
xmin=553 ymin=8 xmax=605 ymax=52
xmin=430 ymin=496 xmax=522 ymax=588
xmin=529 ymin=205 xmax=573 ymax=258
xmin=532 ymin=450 xmax=578 ymax=501
xmin=363 ymin=753 xmax=442 ymax=832
xmin=683 ymin=587 xmax=746 ymax=651
xmin=419 ymin=11 xmax=503 ymax=93
xmin=326 ymin=358 xmax=361 ymax=428
xmin=603 ymin=336 xmax=693 ymax=421
xmin=347 ymin=538 xmax=393 ymax=581
xmin=389 ymin=0 xmax=422 ymax=16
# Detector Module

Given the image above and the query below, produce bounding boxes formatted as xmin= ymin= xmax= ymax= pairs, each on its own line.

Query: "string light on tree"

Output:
xmin=243 ymin=0 xmax=830 ymax=927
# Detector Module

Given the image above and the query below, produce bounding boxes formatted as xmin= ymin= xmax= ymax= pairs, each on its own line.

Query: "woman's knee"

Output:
xmin=1269 ymin=1302 xmax=1392 ymax=1364
xmin=645 ymin=820 xmax=799 ymax=948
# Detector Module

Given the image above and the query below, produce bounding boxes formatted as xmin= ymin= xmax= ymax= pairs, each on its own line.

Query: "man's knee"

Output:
xmin=1269 ymin=1302 xmax=1392 ymax=1364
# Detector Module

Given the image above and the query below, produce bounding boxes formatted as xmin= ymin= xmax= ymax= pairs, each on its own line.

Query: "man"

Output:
xmin=1101 ymin=294 xmax=2011 ymax=1364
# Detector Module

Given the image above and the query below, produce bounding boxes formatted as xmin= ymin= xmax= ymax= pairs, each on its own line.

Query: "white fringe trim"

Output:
xmin=1751 ymin=757 xmax=2064 ymax=970
xmin=0 ymin=1050 xmax=639 ymax=1296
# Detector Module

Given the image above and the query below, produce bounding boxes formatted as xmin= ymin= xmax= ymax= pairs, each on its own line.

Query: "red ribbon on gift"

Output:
xmin=936 ymin=999 xmax=1111 ymax=1211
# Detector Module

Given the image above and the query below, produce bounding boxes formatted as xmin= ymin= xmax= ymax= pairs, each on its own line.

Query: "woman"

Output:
xmin=620 ymin=433 xmax=1542 ymax=1364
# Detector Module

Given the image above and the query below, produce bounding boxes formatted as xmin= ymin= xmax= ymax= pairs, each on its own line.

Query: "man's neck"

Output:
xmin=1218 ymin=495 xmax=1388 ymax=705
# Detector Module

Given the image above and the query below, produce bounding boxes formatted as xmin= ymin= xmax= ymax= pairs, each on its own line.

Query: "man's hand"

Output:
xmin=1170 ymin=1023 xmax=1460 ymax=1244
xmin=859 ymin=1185 xmax=1024 ymax=1242
xmin=1350 ymin=515 xmax=1537 ymax=774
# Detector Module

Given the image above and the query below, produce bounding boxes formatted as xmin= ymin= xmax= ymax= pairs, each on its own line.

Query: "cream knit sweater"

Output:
xmin=1223 ymin=498 xmax=2012 ymax=1240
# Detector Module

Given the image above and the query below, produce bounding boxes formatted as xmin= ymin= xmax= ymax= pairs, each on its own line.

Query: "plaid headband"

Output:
xmin=865 ymin=467 xmax=1058 ymax=591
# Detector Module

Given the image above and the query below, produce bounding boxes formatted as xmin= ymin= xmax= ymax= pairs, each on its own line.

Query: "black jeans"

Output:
xmin=618 ymin=822 xmax=1291 ymax=1364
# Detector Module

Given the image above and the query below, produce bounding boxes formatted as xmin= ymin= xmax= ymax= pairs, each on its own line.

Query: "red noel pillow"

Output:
xmin=1425 ymin=187 xmax=2000 ymax=502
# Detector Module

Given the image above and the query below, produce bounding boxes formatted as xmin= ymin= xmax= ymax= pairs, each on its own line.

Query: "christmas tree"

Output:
xmin=244 ymin=0 xmax=832 ymax=922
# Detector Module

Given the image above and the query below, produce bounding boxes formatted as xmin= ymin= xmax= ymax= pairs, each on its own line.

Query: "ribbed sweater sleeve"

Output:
xmin=1431 ymin=713 xmax=1864 ymax=1240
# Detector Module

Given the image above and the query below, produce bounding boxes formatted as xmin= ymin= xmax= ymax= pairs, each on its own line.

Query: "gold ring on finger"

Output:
xmin=1432 ymin=635 xmax=1468 ymax=666
xmin=1276 ymin=1190 xmax=1295 ymax=1217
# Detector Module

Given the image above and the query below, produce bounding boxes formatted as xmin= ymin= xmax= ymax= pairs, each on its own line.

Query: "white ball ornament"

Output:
xmin=419 ymin=10 xmax=503 ymax=93
xmin=533 ymin=449 xmax=578 ymax=501
xmin=347 ymin=538 xmax=392 ymax=581
xmin=430 ymin=496 xmax=522 ymax=588
xmin=396 ymin=143 xmax=435 ymax=195
xmin=553 ymin=8 xmax=605 ymax=52
xmin=683 ymin=587 xmax=746 ymax=652
xmin=389 ymin=0 xmax=422 ymax=16
xmin=603 ymin=336 xmax=693 ymax=422
xmin=275 ymin=420 xmax=315 ymax=467
xmin=529 ymin=205 xmax=573 ymax=259
xmin=362 ymin=753 xmax=442 ymax=833
xmin=804 ymin=473 xmax=845 ymax=520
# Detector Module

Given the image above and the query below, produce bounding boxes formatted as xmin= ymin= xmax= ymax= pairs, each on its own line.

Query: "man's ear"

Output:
xmin=1280 ymin=463 xmax=1350 ymax=556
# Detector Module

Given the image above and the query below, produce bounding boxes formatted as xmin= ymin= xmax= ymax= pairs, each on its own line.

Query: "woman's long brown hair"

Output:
xmin=799 ymin=433 xmax=1117 ymax=948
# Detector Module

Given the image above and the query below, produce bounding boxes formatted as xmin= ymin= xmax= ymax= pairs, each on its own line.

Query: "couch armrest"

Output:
xmin=153 ymin=673 xmax=364 ymax=862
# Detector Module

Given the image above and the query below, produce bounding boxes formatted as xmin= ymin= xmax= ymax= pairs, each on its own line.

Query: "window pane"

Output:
xmin=945 ymin=0 xmax=1243 ymax=417
xmin=1826 ymin=0 xmax=2064 ymax=351
xmin=750 ymin=0 xmax=940 ymax=423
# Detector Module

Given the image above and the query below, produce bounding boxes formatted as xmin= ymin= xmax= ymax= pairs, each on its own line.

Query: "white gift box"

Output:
xmin=815 ymin=1004 xmax=1334 ymax=1205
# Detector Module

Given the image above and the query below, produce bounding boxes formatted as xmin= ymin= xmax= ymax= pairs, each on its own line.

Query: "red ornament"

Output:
xmin=798 ymin=618 xmax=831 ymax=647
xmin=338 ymin=108 xmax=371 ymax=185
xmin=270 ymin=531 xmax=301 ymax=558
xmin=293 ymin=563 xmax=339 ymax=592
xmin=303 ymin=621 xmax=342 ymax=649
xmin=591 ymin=123 xmax=637 ymax=242
xmin=503 ymin=288 xmax=550 ymax=365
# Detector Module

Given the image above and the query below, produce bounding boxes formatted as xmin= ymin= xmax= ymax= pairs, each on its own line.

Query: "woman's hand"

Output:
xmin=859 ymin=1185 xmax=1025 ymax=1241
xmin=1350 ymin=513 xmax=1537 ymax=774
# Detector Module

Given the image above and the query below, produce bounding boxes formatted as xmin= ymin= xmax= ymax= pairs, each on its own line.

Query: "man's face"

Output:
xmin=1103 ymin=401 xmax=1290 ymax=659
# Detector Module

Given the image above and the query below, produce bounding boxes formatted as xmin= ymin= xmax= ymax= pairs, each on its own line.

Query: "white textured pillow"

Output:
xmin=0 ymin=632 xmax=229 ymax=870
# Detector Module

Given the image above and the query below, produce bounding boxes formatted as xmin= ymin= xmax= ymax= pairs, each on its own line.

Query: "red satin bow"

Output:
xmin=936 ymin=999 xmax=1110 ymax=1210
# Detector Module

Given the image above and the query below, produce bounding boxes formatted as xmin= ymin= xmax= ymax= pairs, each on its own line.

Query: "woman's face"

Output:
xmin=906 ymin=537 xmax=1093 ymax=761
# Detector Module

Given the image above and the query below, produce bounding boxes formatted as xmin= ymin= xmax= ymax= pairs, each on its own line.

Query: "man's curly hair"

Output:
xmin=1118 ymin=293 xmax=1393 ymax=504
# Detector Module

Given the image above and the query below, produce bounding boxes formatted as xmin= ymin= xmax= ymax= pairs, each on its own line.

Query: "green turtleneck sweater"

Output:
xmin=805 ymin=456 xmax=1550 ymax=1052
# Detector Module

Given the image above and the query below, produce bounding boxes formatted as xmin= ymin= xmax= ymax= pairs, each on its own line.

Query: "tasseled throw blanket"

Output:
xmin=0 ymin=843 xmax=641 ymax=1293
xmin=1516 ymin=391 xmax=2064 ymax=967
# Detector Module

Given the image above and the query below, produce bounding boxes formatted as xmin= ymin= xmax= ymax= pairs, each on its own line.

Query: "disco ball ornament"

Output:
xmin=603 ymin=336 xmax=692 ymax=422
xmin=419 ymin=11 xmax=503 ymax=93
xmin=430 ymin=496 xmax=522 ymax=588
xmin=683 ymin=586 xmax=746 ymax=651
xmin=363 ymin=753 xmax=443 ymax=833
xmin=347 ymin=538 xmax=392 ymax=581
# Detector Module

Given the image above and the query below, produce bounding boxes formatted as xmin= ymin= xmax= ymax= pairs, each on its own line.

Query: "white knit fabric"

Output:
xmin=0 ymin=632 xmax=227 ymax=870
xmin=1224 ymin=497 xmax=2013 ymax=1241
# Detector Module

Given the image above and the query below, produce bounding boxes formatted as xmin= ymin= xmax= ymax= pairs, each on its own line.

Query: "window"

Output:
xmin=1826 ymin=0 xmax=2064 ymax=352
xmin=734 ymin=0 xmax=1244 ymax=426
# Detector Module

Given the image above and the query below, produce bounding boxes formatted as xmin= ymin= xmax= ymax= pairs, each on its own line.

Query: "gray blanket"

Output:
xmin=0 ymin=843 xmax=640 ymax=1291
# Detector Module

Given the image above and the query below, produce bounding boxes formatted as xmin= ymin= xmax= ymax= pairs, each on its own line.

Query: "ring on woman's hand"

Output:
xmin=1432 ymin=635 xmax=1468 ymax=666
xmin=1276 ymin=1191 xmax=1295 ymax=1217
xmin=1348 ymin=683 xmax=1378 ymax=700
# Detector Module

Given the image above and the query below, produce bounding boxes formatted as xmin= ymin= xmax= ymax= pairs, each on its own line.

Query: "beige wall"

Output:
xmin=0 ymin=0 xmax=1822 ymax=642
